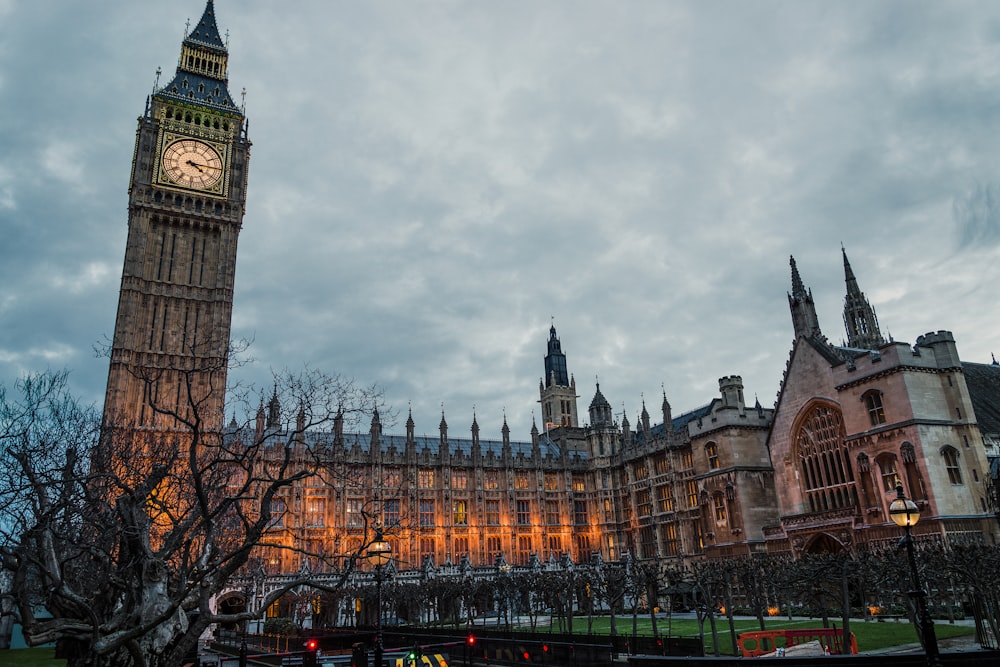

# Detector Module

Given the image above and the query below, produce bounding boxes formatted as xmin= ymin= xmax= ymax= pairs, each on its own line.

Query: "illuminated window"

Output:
xmin=686 ymin=480 xmax=699 ymax=508
xmin=516 ymin=472 xmax=530 ymax=490
xmin=419 ymin=499 xmax=435 ymax=527
xmin=572 ymin=475 xmax=586 ymax=492
xmin=305 ymin=498 xmax=325 ymax=526
xmin=633 ymin=462 xmax=647 ymax=480
xmin=864 ymin=391 xmax=886 ymax=426
xmin=484 ymin=470 xmax=499 ymax=489
xmin=451 ymin=470 xmax=467 ymax=489
xmin=663 ymin=522 xmax=679 ymax=556
xmin=544 ymin=472 xmax=559 ymax=490
xmin=713 ymin=493 xmax=727 ymax=523
xmin=418 ymin=469 xmax=435 ymax=488
xmin=654 ymin=454 xmax=670 ymax=475
xmin=657 ymin=484 xmax=674 ymax=513
xmin=681 ymin=449 xmax=694 ymax=468
xmin=346 ymin=498 xmax=364 ymax=528
xmin=516 ymin=500 xmax=531 ymax=525
xmin=453 ymin=500 xmax=468 ymax=526
xmin=942 ymin=446 xmax=963 ymax=484
xmin=706 ymin=442 xmax=720 ymax=469
xmin=691 ymin=519 xmax=704 ymax=551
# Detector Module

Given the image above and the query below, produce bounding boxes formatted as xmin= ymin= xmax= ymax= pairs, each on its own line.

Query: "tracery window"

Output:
xmin=453 ymin=500 xmax=468 ymax=526
xmin=657 ymin=484 xmax=675 ymax=513
xmin=794 ymin=403 xmax=858 ymax=513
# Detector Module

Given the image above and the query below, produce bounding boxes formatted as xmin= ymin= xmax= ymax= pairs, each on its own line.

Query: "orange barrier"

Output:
xmin=737 ymin=628 xmax=858 ymax=657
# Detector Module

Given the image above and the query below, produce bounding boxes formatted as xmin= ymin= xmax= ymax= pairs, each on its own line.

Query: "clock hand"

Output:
xmin=186 ymin=159 xmax=221 ymax=171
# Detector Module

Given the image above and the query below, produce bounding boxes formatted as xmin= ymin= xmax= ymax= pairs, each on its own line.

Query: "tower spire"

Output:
xmin=841 ymin=246 xmax=885 ymax=350
xmin=787 ymin=255 xmax=822 ymax=340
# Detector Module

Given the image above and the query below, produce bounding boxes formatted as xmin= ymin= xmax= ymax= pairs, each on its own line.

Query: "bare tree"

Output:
xmin=0 ymin=367 xmax=384 ymax=667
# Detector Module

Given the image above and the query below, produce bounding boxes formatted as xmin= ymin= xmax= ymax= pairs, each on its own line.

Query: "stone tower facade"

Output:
xmin=539 ymin=325 xmax=579 ymax=430
xmin=103 ymin=1 xmax=249 ymax=435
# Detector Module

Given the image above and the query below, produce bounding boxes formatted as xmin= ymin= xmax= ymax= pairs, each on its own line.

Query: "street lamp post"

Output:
xmin=888 ymin=484 xmax=942 ymax=667
xmin=368 ymin=527 xmax=392 ymax=667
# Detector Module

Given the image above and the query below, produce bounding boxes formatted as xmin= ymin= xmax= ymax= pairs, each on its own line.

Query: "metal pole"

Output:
xmin=374 ymin=564 xmax=384 ymax=667
xmin=901 ymin=526 xmax=942 ymax=667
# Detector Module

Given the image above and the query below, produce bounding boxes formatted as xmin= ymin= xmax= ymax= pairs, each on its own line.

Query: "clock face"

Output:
xmin=161 ymin=139 xmax=224 ymax=190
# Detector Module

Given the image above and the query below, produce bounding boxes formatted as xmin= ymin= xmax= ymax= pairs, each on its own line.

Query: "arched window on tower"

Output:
xmin=942 ymin=446 xmax=963 ymax=485
xmin=793 ymin=402 xmax=858 ymax=513
xmin=712 ymin=492 xmax=727 ymax=524
xmin=706 ymin=442 xmax=720 ymax=469
xmin=862 ymin=389 xmax=887 ymax=426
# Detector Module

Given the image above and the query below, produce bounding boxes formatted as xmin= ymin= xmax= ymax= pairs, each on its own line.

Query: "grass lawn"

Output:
xmin=0 ymin=648 xmax=65 ymax=667
xmin=533 ymin=615 xmax=976 ymax=655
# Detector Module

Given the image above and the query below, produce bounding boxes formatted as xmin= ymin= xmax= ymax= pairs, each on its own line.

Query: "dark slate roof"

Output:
xmin=156 ymin=72 xmax=239 ymax=112
xmin=229 ymin=428 xmax=579 ymax=461
xmin=187 ymin=1 xmax=226 ymax=52
xmin=589 ymin=384 xmax=610 ymax=411
xmin=639 ymin=402 xmax=714 ymax=442
xmin=963 ymin=361 xmax=1000 ymax=437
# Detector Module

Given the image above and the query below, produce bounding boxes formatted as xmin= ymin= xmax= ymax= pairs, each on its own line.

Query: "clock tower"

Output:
xmin=103 ymin=1 xmax=249 ymax=436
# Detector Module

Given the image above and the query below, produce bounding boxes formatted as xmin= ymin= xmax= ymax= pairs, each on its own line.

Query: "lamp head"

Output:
xmin=888 ymin=484 xmax=920 ymax=528
xmin=368 ymin=538 xmax=391 ymax=567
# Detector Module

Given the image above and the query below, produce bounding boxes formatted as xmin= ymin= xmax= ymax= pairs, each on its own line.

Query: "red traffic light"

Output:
xmin=542 ymin=644 xmax=549 ymax=652
xmin=467 ymin=634 xmax=476 ymax=646
xmin=305 ymin=638 xmax=318 ymax=651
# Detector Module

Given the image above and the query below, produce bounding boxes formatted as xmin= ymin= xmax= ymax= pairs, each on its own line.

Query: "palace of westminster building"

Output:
xmin=102 ymin=2 xmax=1000 ymax=579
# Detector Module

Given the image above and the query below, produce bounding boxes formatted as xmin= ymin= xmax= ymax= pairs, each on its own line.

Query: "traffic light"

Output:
xmin=467 ymin=634 xmax=476 ymax=647
xmin=406 ymin=643 xmax=422 ymax=665
xmin=305 ymin=638 xmax=319 ymax=652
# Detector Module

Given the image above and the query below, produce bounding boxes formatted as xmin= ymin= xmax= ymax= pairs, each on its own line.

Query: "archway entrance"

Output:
xmin=804 ymin=532 xmax=847 ymax=554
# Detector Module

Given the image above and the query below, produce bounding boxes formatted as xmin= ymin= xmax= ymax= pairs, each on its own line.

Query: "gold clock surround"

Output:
xmin=156 ymin=132 xmax=229 ymax=195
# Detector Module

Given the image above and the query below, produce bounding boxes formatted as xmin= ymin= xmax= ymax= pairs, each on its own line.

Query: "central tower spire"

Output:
xmin=841 ymin=247 xmax=885 ymax=350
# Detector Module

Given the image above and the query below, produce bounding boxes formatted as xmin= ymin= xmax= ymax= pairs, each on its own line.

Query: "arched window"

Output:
xmin=793 ymin=402 xmax=858 ymax=513
xmin=713 ymin=493 xmax=727 ymax=523
xmin=900 ymin=442 xmax=926 ymax=500
xmin=706 ymin=442 xmax=720 ymax=469
xmin=942 ymin=446 xmax=963 ymax=484
xmin=875 ymin=453 xmax=901 ymax=492
xmin=863 ymin=390 xmax=886 ymax=426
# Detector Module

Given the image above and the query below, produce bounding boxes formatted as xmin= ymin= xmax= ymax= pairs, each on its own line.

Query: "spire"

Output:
xmin=841 ymin=246 xmax=886 ymax=350
xmin=787 ymin=255 xmax=822 ymax=340
xmin=543 ymin=324 xmax=570 ymax=387
xmin=266 ymin=386 xmax=280 ymax=429
xmin=661 ymin=386 xmax=672 ymax=430
xmin=156 ymin=1 xmax=238 ymax=111
xmin=439 ymin=407 xmax=448 ymax=445
xmin=588 ymin=382 xmax=613 ymax=427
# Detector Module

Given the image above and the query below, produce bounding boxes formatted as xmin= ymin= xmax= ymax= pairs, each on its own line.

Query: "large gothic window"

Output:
xmin=942 ymin=446 xmax=963 ymax=484
xmin=794 ymin=403 xmax=858 ymax=513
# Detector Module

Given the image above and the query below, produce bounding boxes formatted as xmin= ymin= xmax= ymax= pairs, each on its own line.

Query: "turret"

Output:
xmin=661 ymin=389 xmax=672 ymax=430
xmin=719 ymin=376 xmax=746 ymax=414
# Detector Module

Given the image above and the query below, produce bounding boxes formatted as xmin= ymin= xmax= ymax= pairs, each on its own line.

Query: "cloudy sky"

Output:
xmin=3 ymin=0 xmax=1000 ymax=440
